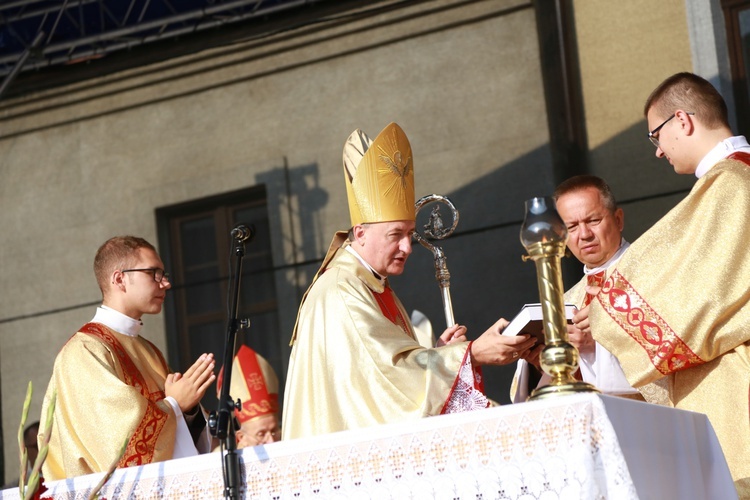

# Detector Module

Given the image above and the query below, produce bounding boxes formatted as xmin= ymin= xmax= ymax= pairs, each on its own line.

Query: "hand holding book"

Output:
xmin=501 ymin=303 xmax=577 ymax=346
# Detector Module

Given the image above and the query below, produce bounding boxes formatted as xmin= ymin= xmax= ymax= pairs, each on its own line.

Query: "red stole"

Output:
xmin=584 ymin=271 xmax=607 ymax=306
xmin=728 ymin=151 xmax=750 ymax=165
xmin=78 ymin=323 xmax=169 ymax=468
xmin=373 ymin=285 xmax=488 ymax=414
xmin=373 ymin=285 xmax=411 ymax=337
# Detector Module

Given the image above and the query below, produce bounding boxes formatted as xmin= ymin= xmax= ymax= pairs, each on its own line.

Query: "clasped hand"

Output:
xmin=569 ymin=291 xmax=598 ymax=355
xmin=165 ymin=352 xmax=216 ymax=413
xmin=568 ymin=307 xmax=596 ymax=355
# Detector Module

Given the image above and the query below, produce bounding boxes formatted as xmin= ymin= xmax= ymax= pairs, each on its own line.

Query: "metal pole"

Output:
xmin=0 ymin=0 xmax=313 ymax=69
xmin=0 ymin=31 xmax=44 ymax=100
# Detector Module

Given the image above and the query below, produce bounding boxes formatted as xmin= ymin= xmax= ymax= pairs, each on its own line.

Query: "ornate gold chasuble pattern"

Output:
xmin=282 ymin=234 xmax=476 ymax=440
xmin=80 ymin=323 xmax=170 ymax=467
xmin=590 ymin=157 xmax=750 ymax=494
xmin=40 ymin=323 xmax=177 ymax=481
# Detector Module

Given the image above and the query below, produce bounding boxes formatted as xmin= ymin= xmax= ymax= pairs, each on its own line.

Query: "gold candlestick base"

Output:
xmin=530 ymin=340 xmax=598 ymax=400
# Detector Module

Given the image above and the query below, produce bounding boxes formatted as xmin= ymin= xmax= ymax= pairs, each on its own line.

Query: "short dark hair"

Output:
xmin=644 ymin=72 xmax=729 ymax=130
xmin=554 ymin=175 xmax=618 ymax=213
xmin=94 ymin=236 xmax=156 ymax=294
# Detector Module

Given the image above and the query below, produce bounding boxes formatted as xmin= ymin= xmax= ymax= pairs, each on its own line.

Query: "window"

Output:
xmin=723 ymin=0 xmax=750 ymax=136
xmin=156 ymin=185 xmax=282 ymax=410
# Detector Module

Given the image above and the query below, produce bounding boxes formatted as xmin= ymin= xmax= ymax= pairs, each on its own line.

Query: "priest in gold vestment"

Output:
xmin=39 ymin=236 xmax=217 ymax=480
xmin=282 ymin=123 xmax=537 ymax=440
xmin=587 ymin=73 xmax=750 ymax=495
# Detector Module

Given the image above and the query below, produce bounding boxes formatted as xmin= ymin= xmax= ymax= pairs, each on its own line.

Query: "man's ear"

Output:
xmin=351 ymin=224 xmax=366 ymax=244
xmin=234 ymin=428 xmax=245 ymax=445
xmin=675 ymin=109 xmax=695 ymax=135
xmin=614 ymin=207 xmax=624 ymax=232
xmin=111 ymin=269 xmax=125 ymax=290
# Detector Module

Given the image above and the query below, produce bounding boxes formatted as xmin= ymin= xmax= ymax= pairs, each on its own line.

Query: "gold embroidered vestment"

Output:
xmin=39 ymin=324 xmax=177 ymax=480
xmin=590 ymin=158 xmax=750 ymax=494
xmin=282 ymin=235 xmax=468 ymax=440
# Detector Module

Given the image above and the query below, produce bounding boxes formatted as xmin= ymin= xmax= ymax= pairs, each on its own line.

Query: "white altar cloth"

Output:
xmin=1 ymin=393 xmax=736 ymax=499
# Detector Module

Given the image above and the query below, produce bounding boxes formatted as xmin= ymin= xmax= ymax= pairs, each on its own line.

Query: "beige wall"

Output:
xmin=576 ymin=0 xmax=692 ymax=151
xmin=0 ymin=0 xmax=712 ymax=483
xmin=573 ymin=0 xmax=697 ymax=239
xmin=0 ymin=0 xmax=548 ymax=480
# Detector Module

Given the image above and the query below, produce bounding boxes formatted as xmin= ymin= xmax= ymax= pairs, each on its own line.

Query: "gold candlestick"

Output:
xmin=520 ymin=196 xmax=599 ymax=400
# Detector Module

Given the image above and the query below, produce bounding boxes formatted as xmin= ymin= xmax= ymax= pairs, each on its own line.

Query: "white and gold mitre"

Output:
xmin=342 ymin=122 xmax=415 ymax=226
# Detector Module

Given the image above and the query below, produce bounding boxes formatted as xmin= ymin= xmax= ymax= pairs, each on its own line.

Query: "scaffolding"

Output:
xmin=0 ymin=0 xmax=324 ymax=98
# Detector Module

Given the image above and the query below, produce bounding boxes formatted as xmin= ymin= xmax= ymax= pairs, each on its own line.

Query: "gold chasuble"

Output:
xmin=283 ymin=123 xmax=484 ymax=440
xmin=282 ymin=235 xmax=470 ymax=440
xmin=590 ymin=156 xmax=750 ymax=494
xmin=40 ymin=324 xmax=177 ymax=480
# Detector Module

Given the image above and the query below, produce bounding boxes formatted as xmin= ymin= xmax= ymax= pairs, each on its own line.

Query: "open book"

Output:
xmin=502 ymin=303 xmax=577 ymax=345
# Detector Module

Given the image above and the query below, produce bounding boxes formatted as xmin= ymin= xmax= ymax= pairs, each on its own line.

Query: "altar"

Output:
xmin=1 ymin=393 xmax=736 ymax=499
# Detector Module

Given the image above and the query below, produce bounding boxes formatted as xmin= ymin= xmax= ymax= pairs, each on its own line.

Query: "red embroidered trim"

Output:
xmin=596 ymin=272 xmax=703 ymax=374
xmin=727 ymin=151 xmax=750 ymax=165
xmin=473 ymin=363 xmax=485 ymax=394
xmin=79 ymin=323 xmax=168 ymax=468
xmin=439 ymin=341 xmax=488 ymax=414
xmin=440 ymin=348 xmax=466 ymax=415
xmin=584 ymin=271 xmax=606 ymax=306
xmin=239 ymin=400 xmax=278 ymax=420
xmin=216 ymin=347 xmax=279 ymax=422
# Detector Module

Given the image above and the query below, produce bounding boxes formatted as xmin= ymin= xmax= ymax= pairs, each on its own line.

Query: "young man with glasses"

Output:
xmin=38 ymin=236 xmax=217 ymax=481
xmin=585 ymin=72 xmax=750 ymax=495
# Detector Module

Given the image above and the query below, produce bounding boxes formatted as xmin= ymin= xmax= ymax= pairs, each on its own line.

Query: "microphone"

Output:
xmin=231 ymin=224 xmax=255 ymax=242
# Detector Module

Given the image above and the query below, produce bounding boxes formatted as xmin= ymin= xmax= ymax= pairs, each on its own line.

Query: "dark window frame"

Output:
xmin=156 ymin=185 xmax=281 ymax=410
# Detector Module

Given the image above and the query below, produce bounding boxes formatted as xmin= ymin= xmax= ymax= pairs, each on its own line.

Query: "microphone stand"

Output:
xmin=211 ymin=234 xmax=246 ymax=500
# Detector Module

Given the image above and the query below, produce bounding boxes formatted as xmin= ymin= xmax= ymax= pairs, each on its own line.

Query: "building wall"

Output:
xmin=0 ymin=0 xmax=710 ymax=481
xmin=573 ymin=0 xmax=696 ymax=240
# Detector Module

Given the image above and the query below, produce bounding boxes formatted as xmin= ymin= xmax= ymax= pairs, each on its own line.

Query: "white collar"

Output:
xmin=345 ymin=246 xmax=386 ymax=285
xmin=695 ymin=136 xmax=750 ymax=179
xmin=92 ymin=305 xmax=143 ymax=337
xmin=583 ymin=239 xmax=630 ymax=276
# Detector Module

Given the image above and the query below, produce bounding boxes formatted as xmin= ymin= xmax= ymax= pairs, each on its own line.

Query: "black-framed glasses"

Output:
xmin=121 ymin=268 xmax=170 ymax=283
xmin=647 ymin=112 xmax=694 ymax=147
